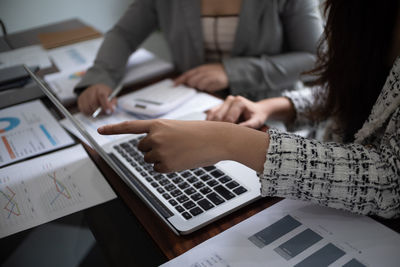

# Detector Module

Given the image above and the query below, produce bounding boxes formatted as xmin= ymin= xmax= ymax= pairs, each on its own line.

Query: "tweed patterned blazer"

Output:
xmin=260 ymin=57 xmax=400 ymax=218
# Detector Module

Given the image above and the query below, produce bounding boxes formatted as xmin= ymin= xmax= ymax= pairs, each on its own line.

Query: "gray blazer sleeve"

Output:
xmin=75 ymin=0 xmax=158 ymax=93
xmin=223 ymin=0 xmax=323 ymax=99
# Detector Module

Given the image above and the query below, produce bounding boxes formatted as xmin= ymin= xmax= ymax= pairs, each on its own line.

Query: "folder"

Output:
xmin=38 ymin=26 xmax=102 ymax=49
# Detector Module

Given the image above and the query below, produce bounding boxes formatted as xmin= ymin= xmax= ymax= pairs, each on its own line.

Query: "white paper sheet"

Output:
xmin=162 ymin=199 xmax=400 ymax=267
xmin=160 ymin=92 xmax=222 ymax=120
xmin=60 ymin=109 xmax=139 ymax=147
xmin=60 ymin=92 xmax=222 ymax=147
xmin=44 ymin=47 xmax=173 ymax=104
xmin=0 ymin=144 xmax=116 ymax=238
xmin=122 ymin=54 xmax=173 ymax=85
xmin=0 ymin=100 xmax=74 ymax=167
xmin=47 ymin=38 xmax=103 ymax=71
xmin=43 ymin=64 xmax=91 ymax=104
xmin=0 ymin=45 xmax=52 ymax=70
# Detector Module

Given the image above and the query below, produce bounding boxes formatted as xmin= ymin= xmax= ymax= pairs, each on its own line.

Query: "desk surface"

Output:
xmin=85 ymin=142 xmax=281 ymax=259
xmin=1 ymin=19 xmax=399 ymax=267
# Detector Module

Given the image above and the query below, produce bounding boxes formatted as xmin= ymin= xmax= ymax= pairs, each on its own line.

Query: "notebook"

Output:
xmin=25 ymin=66 xmax=261 ymax=235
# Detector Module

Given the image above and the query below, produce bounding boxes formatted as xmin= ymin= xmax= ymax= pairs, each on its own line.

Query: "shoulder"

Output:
xmin=280 ymin=0 xmax=320 ymax=14
xmin=355 ymin=57 xmax=400 ymax=143
xmin=371 ymin=57 xmax=400 ymax=114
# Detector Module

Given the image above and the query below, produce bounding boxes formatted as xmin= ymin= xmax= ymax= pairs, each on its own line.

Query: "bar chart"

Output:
xmin=162 ymin=200 xmax=400 ymax=267
xmin=248 ymin=214 xmax=364 ymax=267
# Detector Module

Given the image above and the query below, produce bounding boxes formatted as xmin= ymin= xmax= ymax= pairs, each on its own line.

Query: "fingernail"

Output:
xmin=97 ymin=126 xmax=104 ymax=132
xmin=106 ymin=109 xmax=112 ymax=115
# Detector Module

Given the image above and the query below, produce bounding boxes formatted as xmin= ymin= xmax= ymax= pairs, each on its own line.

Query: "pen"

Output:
xmin=92 ymin=82 xmax=124 ymax=118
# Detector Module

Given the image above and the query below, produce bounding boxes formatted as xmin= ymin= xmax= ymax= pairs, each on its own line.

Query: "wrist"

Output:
xmin=258 ymin=97 xmax=295 ymax=122
xmin=257 ymin=98 xmax=276 ymax=119
xmin=223 ymin=123 xmax=269 ymax=173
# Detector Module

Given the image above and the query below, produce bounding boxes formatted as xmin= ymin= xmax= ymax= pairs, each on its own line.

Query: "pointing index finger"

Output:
xmin=97 ymin=120 xmax=152 ymax=135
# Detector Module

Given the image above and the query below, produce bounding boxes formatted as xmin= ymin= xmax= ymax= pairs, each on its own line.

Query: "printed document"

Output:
xmin=60 ymin=90 xmax=222 ymax=147
xmin=162 ymin=199 xmax=400 ymax=267
xmin=0 ymin=144 xmax=116 ymax=238
xmin=0 ymin=100 xmax=74 ymax=167
xmin=0 ymin=45 xmax=52 ymax=70
xmin=44 ymin=47 xmax=173 ymax=104
xmin=47 ymin=38 xmax=103 ymax=71
xmin=60 ymin=109 xmax=140 ymax=147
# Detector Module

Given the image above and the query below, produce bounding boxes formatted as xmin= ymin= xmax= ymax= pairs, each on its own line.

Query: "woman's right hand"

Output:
xmin=77 ymin=84 xmax=117 ymax=116
xmin=97 ymin=119 xmax=269 ymax=173
xmin=206 ymin=95 xmax=269 ymax=129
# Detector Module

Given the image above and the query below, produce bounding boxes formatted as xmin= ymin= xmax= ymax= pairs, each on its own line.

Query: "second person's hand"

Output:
xmin=207 ymin=95 xmax=268 ymax=129
xmin=174 ymin=63 xmax=229 ymax=92
xmin=77 ymin=84 xmax=118 ymax=116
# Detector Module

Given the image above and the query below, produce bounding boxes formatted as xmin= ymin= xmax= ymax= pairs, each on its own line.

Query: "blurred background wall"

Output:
xmin=0 ymin=0 xmax=171 ymax=61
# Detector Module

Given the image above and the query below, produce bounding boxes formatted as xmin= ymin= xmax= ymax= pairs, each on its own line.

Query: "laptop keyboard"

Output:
xmin=113 ymin=137 xmax=248 ymax=220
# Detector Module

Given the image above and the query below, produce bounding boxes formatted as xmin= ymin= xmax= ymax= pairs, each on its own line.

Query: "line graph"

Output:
xmin=0 ymin=145 xmax=115 ymax=239
xmin=48 ymin=171 xmax=71 ymax=205
xmin=0 ymin=177 xmax=35 ymax=230
xmin=41 ymin=165 xmax=83 ymax=213
xmin=0 ymin=186 xmax=21 ymax=218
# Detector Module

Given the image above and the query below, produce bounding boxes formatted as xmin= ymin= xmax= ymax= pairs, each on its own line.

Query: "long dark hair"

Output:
xmin=309 ymin=0 xmax=399 ymax=142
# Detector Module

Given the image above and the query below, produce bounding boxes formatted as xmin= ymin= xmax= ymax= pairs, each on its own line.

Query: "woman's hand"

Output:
xmin=174 ymin=63 xmax=229 ymax=92
xmin=98 ymin=119 xmax=268 ymax=173
xmin=207 ymin=95 xmax=269 ymax=129
xmin=207 ymin=96 xmax=297 ymax=129
xmin=77 ymin=84 xmax=117 ymax=116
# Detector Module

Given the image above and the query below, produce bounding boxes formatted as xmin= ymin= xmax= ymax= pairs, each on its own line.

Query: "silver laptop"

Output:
xmin=25 ymin=65 xmax=261 ymax=235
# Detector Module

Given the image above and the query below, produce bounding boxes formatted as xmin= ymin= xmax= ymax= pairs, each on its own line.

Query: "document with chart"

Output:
xmin=0 ymin=100 xmax=74 ymax=167
xmin=0 ymin=144 xmax=116 ymax=238
xmin=45 ymin=46 xmax=173 ymax=104
xmin=162 ymin=199 xmax=400 ymax=267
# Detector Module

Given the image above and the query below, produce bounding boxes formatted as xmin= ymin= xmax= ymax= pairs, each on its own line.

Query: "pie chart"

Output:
xmin=0 ymin=117 xmax=21 ymax=133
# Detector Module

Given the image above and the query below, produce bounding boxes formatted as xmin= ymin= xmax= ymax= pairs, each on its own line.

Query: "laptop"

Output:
xmin=25 ymin=65 xmax=261 ymax=235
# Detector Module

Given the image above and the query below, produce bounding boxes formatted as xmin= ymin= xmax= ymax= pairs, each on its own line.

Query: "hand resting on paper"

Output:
xmin=206 ymin=95 xmax=296 ymax=130
xmin=78 ymin=84 xmax=117 ymax=116
xmin=174 ymin=63 xmax=229 ymax=93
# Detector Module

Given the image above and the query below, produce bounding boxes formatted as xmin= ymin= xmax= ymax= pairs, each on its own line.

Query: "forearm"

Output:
xmin=76 ymin=0 xmax=157 ymax=91
xmin=260 ymin=128 xmax=400 ymax=218
xmin=75 ymin=30 xmax=136 ymax=93
xmin=224 ymin=53 xmax=317 ymax=99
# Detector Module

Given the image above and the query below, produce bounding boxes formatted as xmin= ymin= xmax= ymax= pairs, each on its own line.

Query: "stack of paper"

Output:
xmin=0 ymin=45 xmax=52 ymax=70
xmin=0 ymin=99 xmax=116 ymax=238
xmin=0 ymin=144 xmax=116 ymax=238
xmin=44 ymin=38 xmax=173 ymax=104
